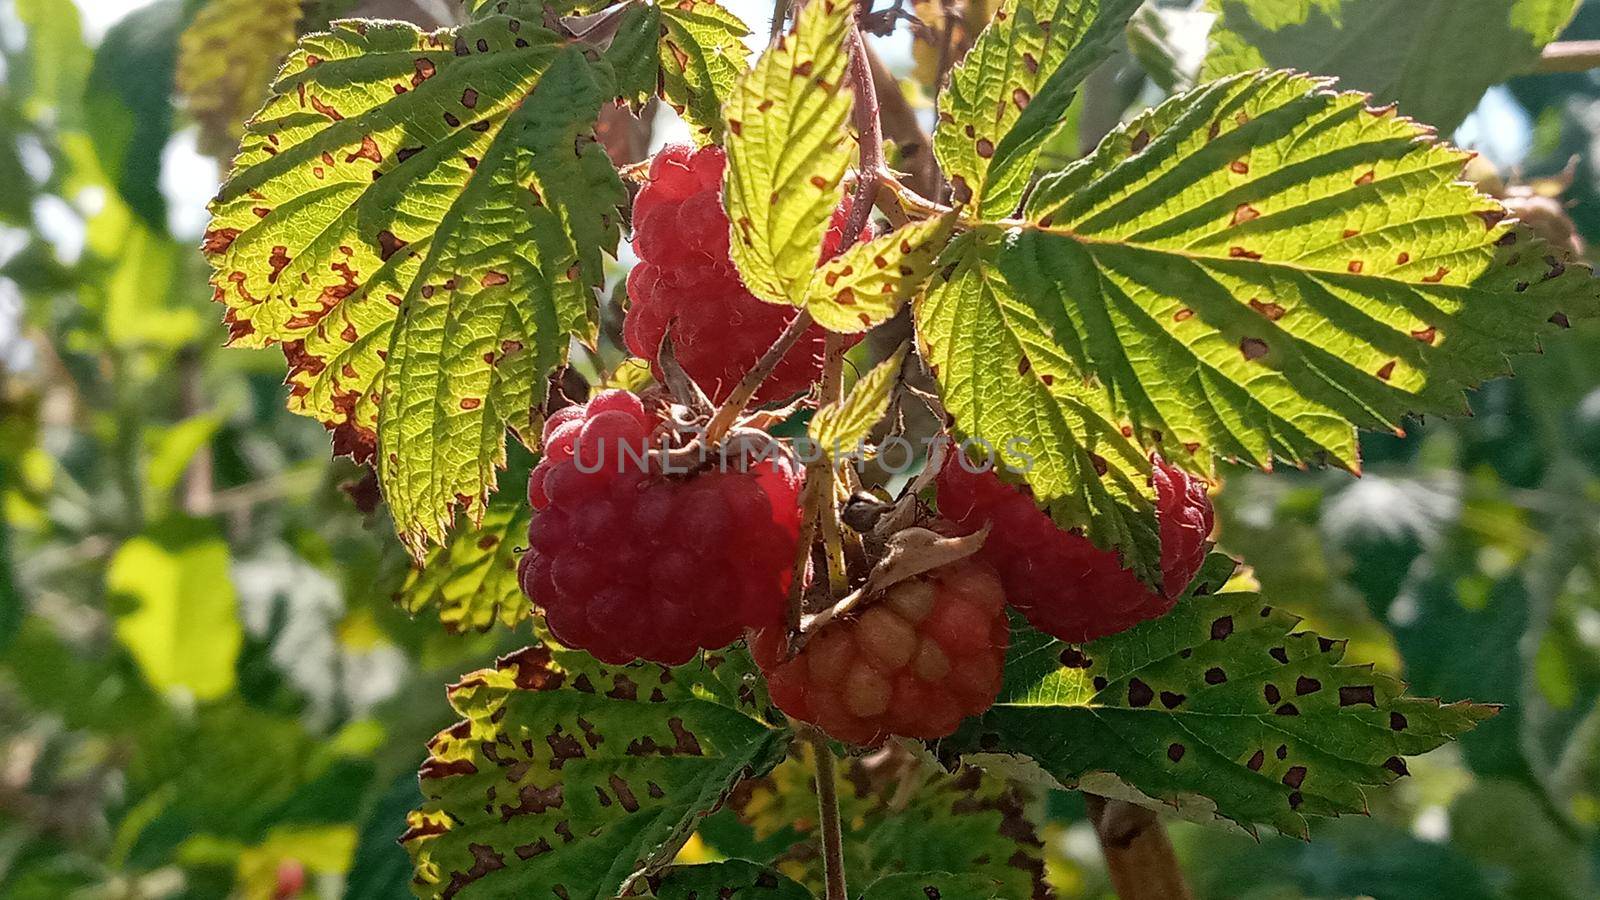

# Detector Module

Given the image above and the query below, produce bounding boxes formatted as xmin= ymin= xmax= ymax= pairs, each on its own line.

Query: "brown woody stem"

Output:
xmin=1538 ymin=40 xmax=1600 ymax=73
xmin=1085 ymin=794 xmax=1194 ymax=900
xmin=806 ymin=729 xmax=850 ymax=900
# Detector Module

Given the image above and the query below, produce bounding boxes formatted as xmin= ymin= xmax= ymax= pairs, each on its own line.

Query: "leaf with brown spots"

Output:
xmin=723 ymin=0 xmax=855 ymax=306
xmin=398 ymin=487 xmax=531 ymax=633
xmin=934 ymin=0 xmax=1143 ymax=216
xmin=729 ymin=743 xmax=1047 ymax=897
xmin=651 ymin=860 xmax=812 ymax=898
xmin=406 ymin=646 xmax=789 ymax=899
xmin=808 ymin=344 xmax=908 ymax=458
xmin=176 ymin=0 xmax=303 ymax=159
xmin=659 ymin=0 xmax=752 ymax=145
xmin=925 ymin=70 xmax=1600 ymax=495
xmin=204 ymin=16 xmax=630 ymax=556
xmin=804 ymin=212 xmax=956 ymax=333
xmin=943 ymin=554 xmax=1496 ymax=838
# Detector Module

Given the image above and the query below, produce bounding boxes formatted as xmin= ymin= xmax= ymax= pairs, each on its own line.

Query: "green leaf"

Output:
xmin=723 ymin=0 xmax=854 ymax=306
xmin=809 ymin=345 xmax=907 ymax=455
xmin=345 ymin=775 xmax=423 ymax=900
xmin=650 ymin=861 xmax=813 ymax=898
xmin=933 ymin=0 xmax=1143 ymax=216
xmin=922 ymin=70 xmax=1600 ymax=554
xmin=659 ymin=0 xmax=752 ymax=145
xmin=804 ymin=212 xmax=956 ymax=332
xmin=405 ymin=646 xmax=790 ymax=899
xmin=177 ymin=0 xmax=303 ymax=159
xmin=1022 ymin=69 xmax=1600 ymax=471
xmin=107 ymin=518 xmax=243 ymax=701
xmin=398 ymin=490 xmax=531 ymax=633
xmin=601 ymin=2 xmax=667 ymax=108
xmin=945 ymin=555 xmax=1497 ymax=838
xmin=85 ymin=0 xmax=190 ymax=228
xmin=916 ymin=226 xmax=1162 ymax=583
xmin=1203 ymin=0 xmax=1582 ymax=133
xmin=858 ymin=873 xmax=1008 ymax=899
xmin=204 ymin=17 xmax=624 ymax=554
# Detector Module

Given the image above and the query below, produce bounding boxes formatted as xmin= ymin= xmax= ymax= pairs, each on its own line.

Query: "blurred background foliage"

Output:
xmin=5 ymin=0 xmax=1600 ymax=897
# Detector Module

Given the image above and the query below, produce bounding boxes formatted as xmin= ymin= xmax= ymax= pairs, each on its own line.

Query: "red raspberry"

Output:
xmin=519 ymin=389 xmax=804 ymax=665
xmin=936 ymin=453 xmax=1213 ymax=643
xmin=752 ymin=556 xmax=1009 ymax=745
xmin=624 ymin=144 xmax=865 ymax=405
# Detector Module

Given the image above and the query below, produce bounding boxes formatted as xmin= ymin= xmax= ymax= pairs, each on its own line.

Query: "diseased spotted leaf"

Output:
xmin=858 ymin=873 xmax=1008 ymax=899
xmin=1203 ymin=0 xmax=1582 ymax=133
xmin=398 ymin=491 xmax=530 ymax=633
xmin=462 ymin=0 xmax=605 ymax=20
xmin=944 ymin=555 xmax=1497 ymax=838
xmin=659 ymin=0 xmax=752 ymax=145
xmin=919 ymin=72 xmax=1600 ymax=578
xmin=650 ymin=860 xmax=812 ymax=898
xmin=809 ymin=345 xmax=906 ymax=457
xmin=1017 ymin=69 xmax=1599 ymax=474
xmin=204 ymin=17 xmax=626 ymax=554
xmin=804 ymin=212 xmax=956 ymax=333
xmin=933 ymin=0 xmax=1143 ymax=216
xmin=723 ymin=0 xmax=854 ymax=305
xmin=600 ymin=1 xmax=665 ymax=108
xmin=405 ymin=646 xmax=789 ymax=899
xmin=177 ymin=0 xmax=302 ymax=158
xmin=731 ymin=744 xmax=1047 ymax=897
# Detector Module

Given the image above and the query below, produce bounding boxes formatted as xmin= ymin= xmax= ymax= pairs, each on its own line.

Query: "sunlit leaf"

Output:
xmin=723 ymin=0 xmax=854 ymax=305
xmin=934 ymin=0 xmax=1143 ymax=216
xmin=204 ymin=17 xmax=626 ymax=553
xmin=804 ymin=212 xmax=955 ymax=333
xmin=107 ymin=519 xmax=242 ymax=701
xmin=809 ymin=345 xmax=906 ymax=456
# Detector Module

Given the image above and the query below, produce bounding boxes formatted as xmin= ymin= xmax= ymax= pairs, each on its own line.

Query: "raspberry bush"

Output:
xmin=189 ymin=0 xmax=1600 ymax=895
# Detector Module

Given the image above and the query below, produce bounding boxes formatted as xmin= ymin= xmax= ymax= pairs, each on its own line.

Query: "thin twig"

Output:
xmin=864 ymin=45 xmax=939 ymax=196
xmin=1085 ymin=794 xmax=1194 ymax=900
xmin=1538 ymin=40 xmax=1600 ymax=73
xmin=806 ymin=729 xmax=849 ymax=900
xmin=843 ymin=24 xmax=886 ymax=246
xmin=771 ymin=0 xmax=793 ymax=39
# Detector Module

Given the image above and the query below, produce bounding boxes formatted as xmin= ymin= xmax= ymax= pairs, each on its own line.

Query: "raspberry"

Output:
xmin=752 ymin=556 xmax=1009 ymax=745
xmin=519 ymin=389 xmax=804 ymax=665
xmin=936 ymin=453 xmax=1213 ymax=643
xmin=624 ymin=144 xmax=865 ymax=404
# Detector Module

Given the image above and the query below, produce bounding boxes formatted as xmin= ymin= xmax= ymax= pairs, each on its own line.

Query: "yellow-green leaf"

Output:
xmin=809 ymin=344 xmax=907 ymax=455
xmin=107 ymin=519 xmax=242 ymax=701
xmin=723 ymin=0 xmax=854 ymax=305
xmin=177 ymin=0 xmax=302 ymax=158
xmin=934 ymin=0 xmax=1143 ymax=216
xmin=804 ymin=212 xmax=956 ymax=333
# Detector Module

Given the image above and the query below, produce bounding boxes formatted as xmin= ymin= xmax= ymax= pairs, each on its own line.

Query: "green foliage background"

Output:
xmin=6 ymin=0 xmax=1600 ymax=897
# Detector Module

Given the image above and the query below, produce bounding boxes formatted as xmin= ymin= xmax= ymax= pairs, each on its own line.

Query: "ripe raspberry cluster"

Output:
xmin=624 ymin=144 xmax=864 ymax=404
xmin=518 ymin=389 xmax=804 ymax=665
xmin=752 ymin=556 xmax=1009 ymax=745
xmin=937 ymin=452 xmax=1214 ymax=643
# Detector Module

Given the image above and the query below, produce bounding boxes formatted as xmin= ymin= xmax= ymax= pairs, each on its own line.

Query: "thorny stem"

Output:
xmin=1085 ymin=794 xmax=1194 ymax=900
xmin=704 ymin=308 xmax=816 ymax=445
xmin=806 ymin=729 xmax=850 ymax=900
